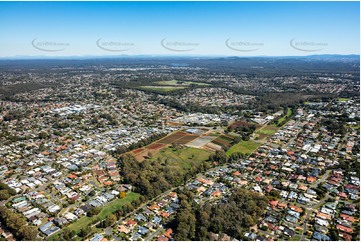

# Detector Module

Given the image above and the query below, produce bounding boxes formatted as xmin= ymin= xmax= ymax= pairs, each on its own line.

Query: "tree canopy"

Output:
xmin=173 ymin=188 xmax=268 ymax=241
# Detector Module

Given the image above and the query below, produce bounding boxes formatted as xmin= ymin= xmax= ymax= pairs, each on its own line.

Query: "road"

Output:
xmin=144 ymin=225 xmax=163 ymax=241
xmin=300 ymin=193 xmax=331 ymax=240
xmin=311 ymin=170 xmax=331 ymax=189
xmin=299 ymin=170 xmax=331 ymax=240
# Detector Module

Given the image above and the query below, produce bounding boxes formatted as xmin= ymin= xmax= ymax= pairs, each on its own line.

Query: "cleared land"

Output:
xmin=132 ymin=148 xmax=144 ymax=155
xmin=226 ymin=140 xmax=261 ymax=156
xmin=128 ymin=127 xmax=236 ymax=162
xmin=256 ymin=124 xmax=279 ymax=135
xmin=204 ymin=142 xmax=222 ymax=151
xmin=131 ymin=143 xmax=166 ymax=161
xmin=212 ymin=134 xmax=235 ymax=148
xmin=150 ymin=147 xmax=211 ymax=170
xmin=139 ymin=86 xmax=186 ymax=92
xmin=186 ymin=136 xmax=215 ymax=148
xmin=156 ymin=80 xmax=211 ymax=86
xmin=155 ymin=131 xmax=198 ymax=145
xmin=229 ymin=120 xmax=261 ymax=130
xmin=254 ymin=124 xmax=279 ymax=141
xmin=131 ymin=131 xmax=200 ymax=161
xmin=148 ymin=143 xmax=165 ymax=149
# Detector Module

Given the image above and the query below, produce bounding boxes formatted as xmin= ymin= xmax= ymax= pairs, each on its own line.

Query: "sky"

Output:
xmin=0 ymin=1 xmax=359 ymax=57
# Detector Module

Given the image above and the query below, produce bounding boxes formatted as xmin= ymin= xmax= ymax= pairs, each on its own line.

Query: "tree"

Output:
xmin=0 ymin=183 xmax=11 ymax=190
xmin=330 ymin=227 xmax=339 ymax=240
xmin=122 ymin=203 xmax=134 ymax=214
xmin=18 ymin=226 xmax=38 ymax=240
xmin=269 ymin=190 xmax=280 ymax=199
xmin=115 ymin=209 xmax=124 ymax=219
xmin=79 ymin=227 xmax=91 ymax=238
xmin=87 ymin=207 xmax=101 ymax=217
xmin=171 ymin=142 xmax=181 ymax=150
xmin=0 ymin=206 xmax=39 ymax=240
xmin=233 ymin=136 xmax=241 ymax=144
xmin=63 ymin=228 xmax=76 ymax=240
xmin=119 ymin=191 xmax=127 ymax=198
xmin=210 ymin=150 xmax=227 ymax=164
xmin=0 ymin=190 xmax=10 ymax=200
xmin=119 ymin=152 xmax=209 ymax=199
xmin=173 ymin=188 xmax=268 ymax=241
xmin=147 ymin=151 xmax=153 ymax=158
xmin=106 ymin=214 xmax=117 ymax=227
xmin=174 ymin=208 xmax=197 ymax=241
xmin=38 ymin=131 xmax=49 ymax=139
xmin=0 ymin=182 xmax=16 ymax=197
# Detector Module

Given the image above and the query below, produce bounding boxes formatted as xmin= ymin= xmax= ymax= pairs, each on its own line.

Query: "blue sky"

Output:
xmin=0 ymin=1 xmax=359 ymax=57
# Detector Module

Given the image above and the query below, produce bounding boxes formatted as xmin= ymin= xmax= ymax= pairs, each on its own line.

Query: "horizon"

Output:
xmin=0 ymin=53 xmax=360 ymax=61
xmin=0 ymin=1 xmax=359 ymax=57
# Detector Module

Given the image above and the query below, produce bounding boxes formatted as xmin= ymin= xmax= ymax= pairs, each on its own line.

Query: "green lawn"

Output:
xmin=156 ymin=80 xmax=210 ymax=86
xmin=277 ymin=108 xmax=292 ymax=125
xmin=226 ymin=140 xmax=261 ymax=156
xmin=290 ymin=235 xmax=301 ymax=241
xmin=150 ymin=147 xmax=211 ymax=171
xmin=47 ymin=192 xmax=140 ymax=240
xmin=139 ymin=86 xmax=186 ymax=92
xmin=338 ymin=97 xmax=350 ymax=102
xmin=256 ymin=124 xmax=279 ymax=135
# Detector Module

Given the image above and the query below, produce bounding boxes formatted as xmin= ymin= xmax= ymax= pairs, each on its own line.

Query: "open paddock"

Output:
xmin=177 ymin=135 xmax=199 ymax=144
xmin=186 ymin=136 xmax=215 ymax=148
xmin=132 ymin=148 xmax=144 ymax=155
xmin=156 ymin=131 xmax=198 ymax=145
xmin=204 ymin=142 xmax=222 ymax=151
xmin=229 ymin=121 xmax=260 ymax=130
xmin=139 ymin=86 xmax=186 ymax=92
xmin=156 ymin=80 xmax=211 ymax=86
xmin=148 ymin=143 xmax=166 ymax=150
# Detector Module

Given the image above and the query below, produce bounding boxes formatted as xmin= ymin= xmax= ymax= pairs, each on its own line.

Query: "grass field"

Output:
xmin=256 ymin=124 xmax=279 ymax=135
xmin=150 ymin=147 xmax=211 ymax=170
xmin=139 ymin=86 xmax=186 ymax=92
xmin=254 ymin=124 xmax=279 ymax=141
xmin=347 ymin=124 xmax=360 ymax=130
xmin=156 ymin=80 xmax=210 ymax=86
xmin=276 ymin=108 xmax=292 ymax=125
xmin=290 ymin=235 xmax=301 ymax=241
xmin=337 ymin=97 xmax=350 ymax=102
xmin=226 ymin=140 xmax=261 ymax=156
xmin=47 ymin=192 xmax=140 ymax=240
